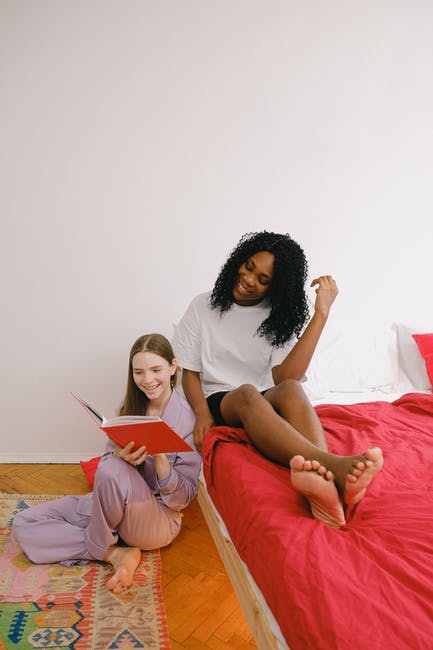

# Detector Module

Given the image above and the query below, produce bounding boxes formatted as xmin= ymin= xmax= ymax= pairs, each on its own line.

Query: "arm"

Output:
xmin=182 ymin=368 xmax=214 ymax=453
xmin=115 ymin=406 xmax=202 ymax=511
xmin=155 ymin=447 xmax=201 ymax=510
xmin=151 ymin=401 xmax=201 ymax=510
xmin=272 ymin=275 xmax=338 ymax=385
xmin=119 ymin=446 xmax=200 ymax=511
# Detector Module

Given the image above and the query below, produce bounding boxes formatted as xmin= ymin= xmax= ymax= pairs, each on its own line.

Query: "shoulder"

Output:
xmin=162 ymin=389 xmax=194 ymax=435
xmin=188 ymin=291 xmax=212 ymax=311
xmin=170 ymin=389 xmax=194 ymax=417
xmin=178 ymin=291 xmax=212 ymax=324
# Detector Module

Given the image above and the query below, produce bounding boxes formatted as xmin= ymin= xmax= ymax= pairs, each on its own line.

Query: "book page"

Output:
xmin=71 ymin=392 xmax=105 ymax=425
xmin=105 ymin=415 xmax=161 ymax=426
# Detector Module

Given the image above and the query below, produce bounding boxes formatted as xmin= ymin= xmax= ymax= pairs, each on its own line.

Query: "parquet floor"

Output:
xmin=0 ymin=463 xmax=256 ymax=649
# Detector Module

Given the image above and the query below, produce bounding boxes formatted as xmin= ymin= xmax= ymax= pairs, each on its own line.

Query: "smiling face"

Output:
xmin=232 ymin=251 xmax=275 ymax=306
xmin=132 ymin=350 xmax=177 ymax=406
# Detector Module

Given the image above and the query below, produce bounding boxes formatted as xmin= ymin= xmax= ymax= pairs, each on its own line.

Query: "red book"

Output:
xmin=71 ymin=392 xmax=194 ymax=453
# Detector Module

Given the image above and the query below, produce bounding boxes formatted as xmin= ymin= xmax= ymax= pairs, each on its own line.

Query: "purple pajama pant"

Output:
xmin=12 ymin=453 xmax=182 ymax=565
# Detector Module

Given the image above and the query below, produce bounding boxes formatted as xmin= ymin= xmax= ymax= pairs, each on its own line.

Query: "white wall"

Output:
xmin=1 ymin=0 xmax=432 ymax=461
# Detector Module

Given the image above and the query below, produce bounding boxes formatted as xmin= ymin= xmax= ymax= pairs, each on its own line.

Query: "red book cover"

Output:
xmin=101 ymin=421 xmax=193 ymax=453
xmin=71 ymin=392 xmax=194 ymax=453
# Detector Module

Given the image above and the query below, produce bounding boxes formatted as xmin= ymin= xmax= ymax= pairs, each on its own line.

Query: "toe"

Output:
xmin=290 ymin=455 xmax=306 ymax=471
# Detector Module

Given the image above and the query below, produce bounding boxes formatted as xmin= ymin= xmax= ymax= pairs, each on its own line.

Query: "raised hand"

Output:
xmin=310 ymin=275 xmax=338 ymax=318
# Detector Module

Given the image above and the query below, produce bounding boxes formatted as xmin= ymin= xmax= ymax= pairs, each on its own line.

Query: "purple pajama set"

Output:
xmin=12 ymin=390 xmax=201 ymax=565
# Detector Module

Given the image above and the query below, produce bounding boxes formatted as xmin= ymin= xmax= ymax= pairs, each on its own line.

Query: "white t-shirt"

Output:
xmin=172 ymin=292 xmax=297 ymax=398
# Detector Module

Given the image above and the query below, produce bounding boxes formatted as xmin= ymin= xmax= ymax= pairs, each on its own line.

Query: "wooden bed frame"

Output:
xmin=197 ymin=480 xmax=288 ymax=650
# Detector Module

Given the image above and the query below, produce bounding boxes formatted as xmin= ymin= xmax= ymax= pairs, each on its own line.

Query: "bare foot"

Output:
xmin=290 ymin=455 xmax=346 ymax=529
xmin=103 ymin=544 xmax=142 ymax=594
xmin=342 ymin=447 xmax=384 ymax=505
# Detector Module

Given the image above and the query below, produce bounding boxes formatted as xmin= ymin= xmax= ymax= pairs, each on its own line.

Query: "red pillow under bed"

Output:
xmin=412 ymin=333 xmax=433 ymax=388
xmin=79 ymin=455 xmax=101 ymax=487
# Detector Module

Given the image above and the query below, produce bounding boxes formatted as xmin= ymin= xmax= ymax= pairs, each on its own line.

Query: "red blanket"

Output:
xmin=202 ymin=393 xmax=433 ymax=650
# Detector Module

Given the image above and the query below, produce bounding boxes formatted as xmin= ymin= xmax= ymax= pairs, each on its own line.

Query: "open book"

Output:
xmin=71 ymin=392 xmax=194 ymax=453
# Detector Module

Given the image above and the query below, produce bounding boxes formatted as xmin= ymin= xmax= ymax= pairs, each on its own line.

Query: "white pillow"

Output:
xmin=305 ymin=322 xmax=398 ymax=396
xmin=395 ymin=323 xmax=431 ymax=391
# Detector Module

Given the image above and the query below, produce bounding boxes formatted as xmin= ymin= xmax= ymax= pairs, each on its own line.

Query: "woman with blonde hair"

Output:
xmin=13 ymin=334 xmax=201 ymax=593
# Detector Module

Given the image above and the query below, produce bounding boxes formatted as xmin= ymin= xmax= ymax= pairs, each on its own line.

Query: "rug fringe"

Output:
xmin=0 ymin=492 xmax=66 ymax=499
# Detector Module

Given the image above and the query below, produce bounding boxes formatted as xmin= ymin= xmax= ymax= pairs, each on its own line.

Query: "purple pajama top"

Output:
xmin=131 ymin=388 xmax=200 ymax=510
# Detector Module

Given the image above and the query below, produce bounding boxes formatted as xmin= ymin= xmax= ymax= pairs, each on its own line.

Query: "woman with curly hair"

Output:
xmin=173 ymin=231 xmax=383 ymax=528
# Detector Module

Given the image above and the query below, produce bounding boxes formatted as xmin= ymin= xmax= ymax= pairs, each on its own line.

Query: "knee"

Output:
xmin=273 ymin=378 xmax=307 ymax=402
xmin=235 ymin=383 xmax=263 ymax=407
xmin=93 ymin=453 xmax=133 ymax=499
xmin=277 ymin=378 xmax=302 ymax=393
xmin=95 ymin=453 xmax=125 ymax=481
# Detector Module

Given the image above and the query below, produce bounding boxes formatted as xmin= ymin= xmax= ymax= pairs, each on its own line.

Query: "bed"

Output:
xmin=197 ymin=321 xmax=433 ymax=650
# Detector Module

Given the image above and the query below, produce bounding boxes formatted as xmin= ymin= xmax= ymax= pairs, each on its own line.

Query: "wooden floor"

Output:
xmin=0 ymin=463 xmax=256 ymax=649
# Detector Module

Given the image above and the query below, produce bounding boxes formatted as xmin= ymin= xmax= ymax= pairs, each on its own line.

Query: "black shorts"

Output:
xmin=206 ymin=389 xmax=269 ymax=427
xmin=206 ymin=391 xmax=230 ymax=426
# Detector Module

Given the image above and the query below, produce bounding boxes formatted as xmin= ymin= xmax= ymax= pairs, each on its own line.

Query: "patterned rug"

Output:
xmin=0 ymin=493 xmax=170 ymax=649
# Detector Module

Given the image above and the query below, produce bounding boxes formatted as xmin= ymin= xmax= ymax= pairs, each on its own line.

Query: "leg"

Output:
xmin=264 ymin=379 xmax=329 ymax=450
xmin=263 ymin=380 xmax=379 ymax=518
xmin=220 ymin=381 xmax=339 ymax=469
xmin=12 ymin=496 xmax=95 ymax=564
xmin=87 ymin=454 xmax=181 ymax=592
xmin=220 ymin=382 xmax=383 ymax=517
xmin=86 ymin=454 xmax=180 ymax=558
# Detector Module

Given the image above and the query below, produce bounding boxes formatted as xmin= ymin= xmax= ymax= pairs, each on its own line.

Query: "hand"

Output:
xmin=310 ymin=275 xmax=338 ymax=318
xmin=193 ymin=412 xmax=215 ymax=454
xmin=114 ymin=441 xmax=149 ymax=466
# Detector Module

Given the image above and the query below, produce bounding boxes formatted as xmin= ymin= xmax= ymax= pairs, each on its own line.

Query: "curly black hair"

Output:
xmin=210 ymin=231 xmax=309 ymax=347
